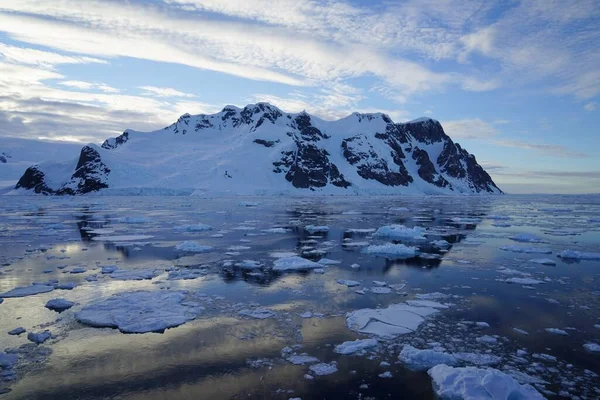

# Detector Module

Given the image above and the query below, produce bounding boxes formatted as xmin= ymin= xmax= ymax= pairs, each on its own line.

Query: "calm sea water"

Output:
xmin=0 ymin=195 xmax=599 ymax=399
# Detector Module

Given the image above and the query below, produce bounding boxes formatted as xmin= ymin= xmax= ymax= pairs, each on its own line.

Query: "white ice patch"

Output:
xmin=76 ymin=291 xmax=203 ymax=333
xmin=427 ymin=364 xmax=545 ymax=400
xmin=309 ymin=363 xmax=338 ymax=376
xmin=583 ymin=343 xmax=600 ymax=353
xmin=545 ymin=328 xmax=568 ymax=336
xmin=529 ymin=258 xmax=556 ymax=266
xmin=337 ymin=280 xmax=361 ymax=287
xmin=451 ymin=217 xmax=482 ymax=224
xmin=452 ymin=353 xmax=501 ymax=366
xmin=236 ymin=260 xmax=263 ymax=270
xmin=305 ymin=225 xmax=329 ymax=233
xmin=406 ymin=300 xmax=450 ymax=309
xmin=431 ymin=240 xmax=450 ymax=248
xmin=262 ymin=228 xmax=290 ymax=234
xmin=499 ymin=277 xmax=544 ymax=285
xmin=334 ymin=338 xmax=378 ymax=355
xmin=317 ymin=258 xmax=341 ymax=265
xmin=287 ymin=354 xmax=320 ymax=365
xmin=363 ymin=243 xmax=418 ymax=258
xmin=173 ymin=224 xmax=213 ymax=232
xmin=557 ymin=250 xmax=600 ymax=260
xmin=0 ymin=284 xmax=54 ymax=298
xmin=346 ymin=302 xmax=442 ymax=337
xmin=399 ymin=345 xmax=457 ymax=371
xmin=175 ymin=241 xmax=214 ymax=253
xmin=273 ymin=256 xmax=321 ymax=271
xmin=499 ymin=246 xmax=552 ymax=254
xmin=373 ymin=225 xmax=426 ymax=241
xmin=508 ymin=234 xmax=545 ymax=243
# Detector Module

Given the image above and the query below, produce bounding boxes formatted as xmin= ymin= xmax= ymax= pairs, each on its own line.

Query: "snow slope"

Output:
xmin=11 ymin=103 xmax=502 ymax=196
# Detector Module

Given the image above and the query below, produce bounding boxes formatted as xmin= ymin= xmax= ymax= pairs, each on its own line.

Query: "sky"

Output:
xmin=0 ymin=0 xmax=598 ymax=194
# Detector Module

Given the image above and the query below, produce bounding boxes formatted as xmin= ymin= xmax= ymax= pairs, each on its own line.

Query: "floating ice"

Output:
xmin=475 ymin=335 xmax=498 ymax=345
xmin=406 ymin=300 xmax=449 ymax=309
xmin=583 ymin=343 xmax=600 ymax=353
xmin=45 ymin=298 xmax=74 ymax=312
xmin=545 ymin=328 xmax=568 ymax=336
xmin=371 ymin=287 xmax=392 ymax=294
xmin=497 ymin=267 xmax=530 ymax=276
xmin=499 ymin=246 xmax=552 ymax=254
xmin=305 ymin=225 xmax=329 ymax=233
xmin=513 ymin=328 xmax=529 ymax=335
xmin=28 ymin=330 xmax=51 ymax=344
xmin=334 ymin=338 xmax=378 ymax=355
xmin=236 ymin=260 xmax=263 ymax=270
xmin=309 ymin=363 xmax=338 ymax=376
xmin=509 ymin=234 xmax=545 ymax=243
xmin=8 ymin=327 xmax=26 ymax=336
xmin=557 ymin=250 xmax=600 ymax=260
xmin=500 ymin=277 xmax=544 ymax=285
xmin=373 ymin=225 xmax=426 ymax=240
xmin=273 ymin=256 xmax=321 ymax=271
xmin=117 ymin=216 xmax=151 ymax=224
xmin=167 ymin=269 xmax=205 ymax=280
xmin=92 ymin=235 xmax=153 ymax=241
xmin=399 ymin=345 xmax=457 ymax=371
xmin=427 ymin=364 xmax=545 ymax=400
xmin=529 ymin=258 xmax=556 ymax=266
xmin=238 ymin=308 xmax=276 ymax=319
xmin=76 ymin=291 xmax=203 ymax=333
xmin=175 ymin=241 xmax=214 ymax=253
xmin=0 ymin=352 xmax=18 ymax=368
xmin=317 ymin=258 xmax=341 ymax=265
xmin=262 ymin=228 xmax=289 ymax=234
xmin=70 ymin=267 xmax=86 ymax=274
xmin=346 ymin=302 xmax=441 ymax=337
xmin=54 ymin=282 xmax=76 ymax=290
xmin=451 ymin=217 xmax=482 ymax=224
xmin=101 ymin=265 xmax=118 ymax=274
xmin=431 ymin=240 xmax=450 ymax=248
xmin=0 ymin=284 xmax=54 ymax=298
xmin=452 ymin=353 xmax=501 ymax=366
xmin=287 ymin=354 xmax=320 ymax=365
xmin=109 ymin=269 xmax=157 ymax=281
xmin=416 ymin=292 xmax=450 ymax=300
xmin=173 ymin=224 xmax=213 ymax=232
xmin=337 ymin=280 xmax=360 ymax=287
xmin=363 ymin=243 xmax=418 ymax=258
xmin=345 ymin=228 xmax=376 ymax=233
xmin=379 ymin=371 xmax=392 ymax=378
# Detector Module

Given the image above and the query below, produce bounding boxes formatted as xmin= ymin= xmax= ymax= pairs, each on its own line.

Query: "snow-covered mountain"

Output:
xmin=12 ymin=103 xmax=502 ymax=196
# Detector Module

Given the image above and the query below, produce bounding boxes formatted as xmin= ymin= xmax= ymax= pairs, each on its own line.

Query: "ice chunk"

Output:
xmin=399 ymin=345 xmax=457 ymax=370
xmin=452 ymin=353 xmax=501 ymax=366
xmin=173 ymin=224 xmax=212 ymax=232
xmin=287 ymin=354 xmax=319 ymax=365
xmin=101 ymin=265 xmax=118 ymax=274
xmin=371 ymin=287 xmax=392 ymax=294
xmin=431 ymin=240 xmax=450 ymax=248
xmin=236 ymin=260 xmax=263 ymax=270
xmin=529 ymin=258 xmax=556 ymax=266
xmin=500 ymin=277 xmax=544 ymax=285
xmin=28 ymin=330 xmax=51 ymax=344
xmin=109 ymin=269 xmax=157 ymax=281
xmin=451 ymin=217 xmax=482 ymax=224
xmin=499 ymin=246 xmax=552 ymax=254
xmin=363 ymin=243 xmax=418 ymax=258
xmin=334 ymin=338 xmax=378 ymax=355
xmin=45 ymin=298 xmax=75 ymax=312
xmin=406 ymin=300 xmax=449 ymax=309
xmin=309 ymin=363 xmax=338 ymax=376
xmin=427 ymin=364 xmax=545 ymax=400
xmin=54 ymin=282 xmax=76 ymax=290
xmin=0 ymin=352 xmax=18 ymax=368
xmin=337 ymin=280 xmax=360 ymax=287
xmin=174 ymin=241 xmax=214 ymax=253
xmin=8 ymin=327 xmax=26 ymax=336
xmin=262 ymin=228 xmax=289 ymax=234
xmin=0 ymin=284 xmax=54 ymax=298
xmin=374 ymin=225 xmax=426 ymax=240
xmin=513 ymin=328 xmax=529 ymax=335
xmin=76 ymin=291 xmax=203 ymax=333
xmin=379 ymin=371 xmax=393 ymax=378
xmin=346 ymin=302 xmax=440 ymax=337
xmin=273 ymin=256 xmax=321 ymax=271
xmin=583 ymin=343 xmax=600 ymax=353
xmin=305 ymin=225 xmax=329 ymax=233
xmin=509 ymin=234 xmax=545 ymax=243
xmin=557 ymin=250 xmax=600 ymax=260
xmin=238 ymin=308 xmax=276 ymax=319
xmin=545 ymin=328 xmax=568 ymax=336
xmin=317 ymin=258 xmax=341 ymax=265
xmin=416 ymin=292 xmax=450 ymax=300
xmin=475 ymin=335 xmax=497 ymax=344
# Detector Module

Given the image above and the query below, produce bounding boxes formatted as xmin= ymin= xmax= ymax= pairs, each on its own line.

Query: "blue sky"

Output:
xmin=0 ymin=0 xmax=598 ymax=193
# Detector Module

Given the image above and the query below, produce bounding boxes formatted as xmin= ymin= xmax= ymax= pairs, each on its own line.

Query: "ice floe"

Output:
xmin=173 ymin=224 xmax=213 ymax=232
xmin=304 ymin=225 xmax=329 ymax=233
xmin=45 ymin=298 xmax=74 ymax=312
xmin=509 ymin=234 xmax=545 ymax=243
xmin=27 ymin=331 xmax=51 ymax=344
xmin=583 ymin=343 xmax=600 ymax=353
xmin=557 ymin=250 xmax=600 ymax=260
xmin=76 ymin=291 xmax=203 ymax=333
xmin=373 ymin=225 xmax=426 ymax=240
xmin=346 ymin=302 xmax=443 ymax=337
xmin=499 ymin=277 xmax=544 ymax=285
xmin=174 ymin=241 xmax=214 ymax=253
xmin=427 ymin=364 xmax=545 ymax=400
xmin=399 ymin=345 xmax=457 ymax=370
xmin=337 ymin=280 xmax=360 ymax=287
xmin=545 ymin=328 xmax=568 ymax=336
xmin=7 ymin=327 xmax=26 ymax=336
xmin=309 ymin=363 xmax=338 ymax=376
xmin=273 ymin=256 xmax=321 ymax=271
xmin=363 ymin=243 xmax=418 ymax=258
xmin=0 ymin=284 xmax=54 ymax=298
xmin=334 ymin=338 xmax=378 ymax=355
xmin=238 ymin=308 xmax=276 ymax=319
xmin=499 ymin=246 xmax=552 ymax=254
xmin=109 ymin=269 xmax=158 ymax=281
xmin=92 ymin=235 xmax=153 ymax=241
xmin=529 ymin=258 xmax=556 ymax=266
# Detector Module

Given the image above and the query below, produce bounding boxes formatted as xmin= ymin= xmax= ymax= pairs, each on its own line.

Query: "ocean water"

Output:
xmin=0 ymin=195 xmax=599 ymax=399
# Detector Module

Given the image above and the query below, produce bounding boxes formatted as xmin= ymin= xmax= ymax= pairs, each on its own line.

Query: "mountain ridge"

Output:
xmin=12 ymin=103 xmax=502 ymax=196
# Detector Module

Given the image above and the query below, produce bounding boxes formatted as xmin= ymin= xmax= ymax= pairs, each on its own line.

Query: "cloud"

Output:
xmin=491 ymin=139 xmax=587 ymax=158
xmin=59 ymin=80 xmax=120 ymax=93
xmin=584 ymin=102 xmax=597 ymax=112
xmin=442 ymin=119 xmax=500 ymax=139
xmin=0 ymin=42 xmax=106 ymax=69
xmin=138 ymin=86 xmax=196 ymax=98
